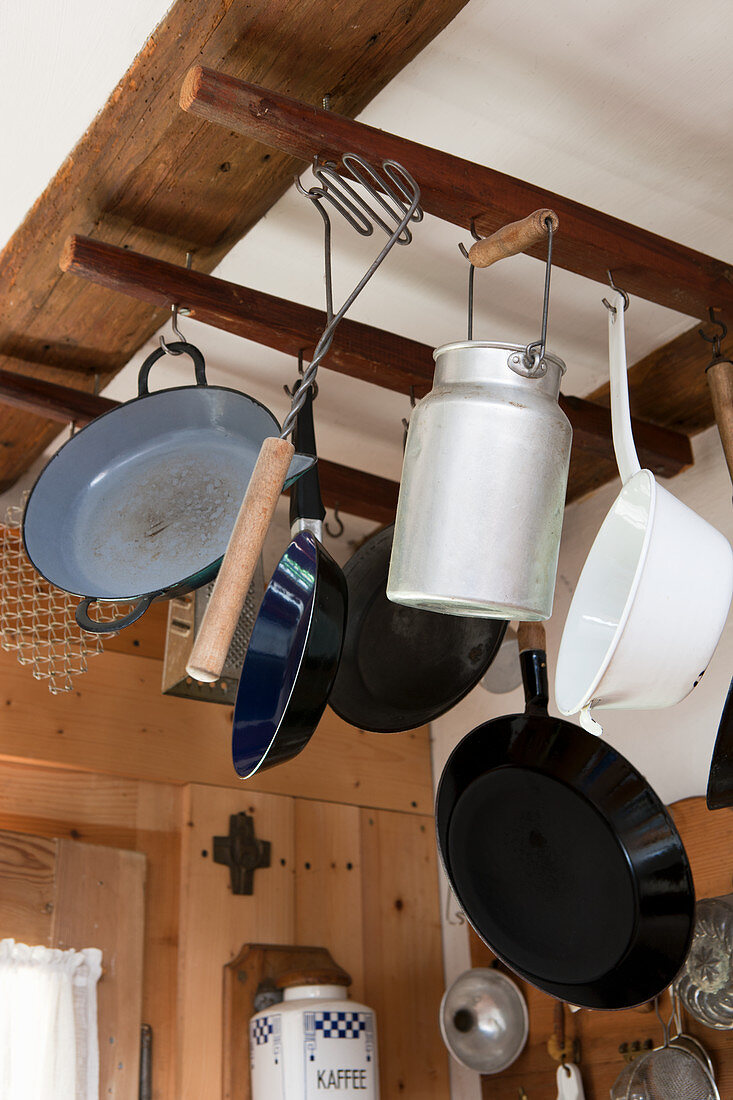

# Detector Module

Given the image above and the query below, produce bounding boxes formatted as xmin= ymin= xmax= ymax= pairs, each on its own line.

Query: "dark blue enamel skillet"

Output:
xmin=231 ymin=385 xmax=347 ymax=778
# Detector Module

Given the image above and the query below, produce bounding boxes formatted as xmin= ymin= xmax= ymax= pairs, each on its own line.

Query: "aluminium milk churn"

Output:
xmin=387 ymin=341 xmax=572 ymax=620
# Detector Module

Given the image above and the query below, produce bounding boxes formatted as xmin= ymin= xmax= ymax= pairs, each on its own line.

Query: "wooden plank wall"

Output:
xmin=0 ymin=827 xmax=147 ymax=1097
xmin=179 ymin=785 xmax=448 ymax=1097
xmin=0 ymin=608 xmax=446 ymax=1098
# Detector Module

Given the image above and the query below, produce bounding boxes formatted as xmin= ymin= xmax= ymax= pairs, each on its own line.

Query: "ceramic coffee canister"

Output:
xmin=250 ymin=969 xmax=379 ymax=1098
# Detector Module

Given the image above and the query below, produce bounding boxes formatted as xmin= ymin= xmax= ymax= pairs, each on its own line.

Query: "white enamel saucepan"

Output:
xmin=555 ymin=288 xmax=733 ymax=731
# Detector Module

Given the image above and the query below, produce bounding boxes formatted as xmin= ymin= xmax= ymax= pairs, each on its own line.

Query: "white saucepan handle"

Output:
xmin=608 ymin=288 xmax=641 ymax=485
xmin=579 ymin=704 xmax=603 ymax=737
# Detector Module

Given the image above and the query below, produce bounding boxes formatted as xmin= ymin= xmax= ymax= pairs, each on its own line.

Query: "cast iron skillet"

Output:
xmin=328 ymin=524 xmax=506 ymax=732
xmin=437 ymin=622 xmax=695 ymax=1010
xmin=231 ymin=385 xmax=347 ymax=778
xmin=22 ymin=342 xmax=312 ymax=633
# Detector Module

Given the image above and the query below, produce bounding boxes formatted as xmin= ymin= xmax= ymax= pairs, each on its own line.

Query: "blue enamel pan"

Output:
xmin=22 ymin=342 xmax=313 ymax=634
xmin=232 ymin=384 xmax=347 ymax=778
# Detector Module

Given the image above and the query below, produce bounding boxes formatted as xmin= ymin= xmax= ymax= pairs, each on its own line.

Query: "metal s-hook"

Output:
xmin=160 ymin=252 xmax=193 ymax=356
xmin=602 ymin=270 xmax=630 ymax=314
xmin=699 ymin=305 xmax=728 ymax=363
xmin=324 ymin=505 xmax=344 ymax=538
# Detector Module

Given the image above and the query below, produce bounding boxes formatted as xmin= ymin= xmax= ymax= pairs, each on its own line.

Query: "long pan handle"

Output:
xmin=186 ymin=436 xmax=294 ymax=682
xmin=468 ymin=209 xmax=559 ymax=268
xmin=706 ymin=358 xmax=733 ymax=486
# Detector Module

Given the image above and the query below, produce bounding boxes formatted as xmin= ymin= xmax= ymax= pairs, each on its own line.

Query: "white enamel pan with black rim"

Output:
xmin=22 ymin=342 xmax=313 ymax=634
xmin=437 ymin=622 xmax=695 ymax=1010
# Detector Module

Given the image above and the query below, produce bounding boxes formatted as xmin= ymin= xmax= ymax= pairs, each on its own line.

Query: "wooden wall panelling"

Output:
xmin=294 ymin=800 xmax=366 ymax=1002
xmin=179 ymin=785 xmax=449 ymax=1099
xmin=359 ymin=807 xmax=450 ymax=1097
xmin=177 ymin=785 xmax=296 ymax=1098
xmin=0 ymin=763 xmax=181 ymax=1100
xmin=0 ymin=826 xmax=147 ymax=1100
xmin=0 ymin=645 xmax=434 ymax=813
xmin=54 ymin=839 xmax=146 ymax=1098
xmin=0 ymin=0 xmax=471 ymax=491
xmin=0 ymin=829 xmax=56 ymax=944
xmin=466 ymin=797 xmax=733 ymax=1100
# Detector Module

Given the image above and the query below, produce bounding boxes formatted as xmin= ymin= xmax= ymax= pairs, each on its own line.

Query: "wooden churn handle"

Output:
xmin=707 ymin=357 xmax=733 ymax=486
xmin=468 ymin=209 xmax=559 ymax=268
xmin=186 ymin=436 xmax=295 ymax=682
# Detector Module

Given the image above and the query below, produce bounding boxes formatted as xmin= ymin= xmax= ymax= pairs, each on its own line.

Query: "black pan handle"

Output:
xmin=517 ymin=621 xmax=549 ymax=715
xmin=137 ymin=342 xmax=208 ymax=396
xmin=75 ymin=594 xmax=153 ymax=634
xmin=289 ymin=383 xmax=326 ymax=526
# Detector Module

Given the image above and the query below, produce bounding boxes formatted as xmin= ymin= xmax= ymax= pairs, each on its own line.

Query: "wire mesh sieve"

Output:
xmin=624 ymin=1045 xmax=718 ymax=1100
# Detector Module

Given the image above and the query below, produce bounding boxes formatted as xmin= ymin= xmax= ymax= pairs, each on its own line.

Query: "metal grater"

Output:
xmin=161 ymin=558 xmax=265 ymax=704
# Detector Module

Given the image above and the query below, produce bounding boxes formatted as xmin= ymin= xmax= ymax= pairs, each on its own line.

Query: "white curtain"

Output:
xmin=0 ymin=939 xmax=102 ymax=1100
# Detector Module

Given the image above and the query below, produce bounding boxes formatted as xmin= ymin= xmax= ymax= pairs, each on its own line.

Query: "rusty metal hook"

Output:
xmin=699 ymin=306 xmax=728 ymax=362
xmin=324 ymin=506 xmax=344 ymax=539
xmin=160 ymin=252 xmax=193 ymax=355
xmin=602 ymin=269 xmax=630 ymax=314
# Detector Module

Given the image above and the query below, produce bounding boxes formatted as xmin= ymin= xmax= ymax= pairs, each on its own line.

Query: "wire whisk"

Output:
xmin=281 ymin=152 xmax=422 ymax=438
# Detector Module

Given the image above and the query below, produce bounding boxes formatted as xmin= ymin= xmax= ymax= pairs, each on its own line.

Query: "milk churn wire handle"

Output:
xmin=522 ymin=215 xmax=556 ymax=373
xmin=458 ymin=219 xmax=482 ymax=340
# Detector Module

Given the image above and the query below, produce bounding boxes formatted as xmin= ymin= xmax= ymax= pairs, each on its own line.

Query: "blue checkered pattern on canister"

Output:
xmin=251 ymin=1018 xmax=274 ymax=1045
xmin=315 ymin=1011 xmax=367 ymax=1039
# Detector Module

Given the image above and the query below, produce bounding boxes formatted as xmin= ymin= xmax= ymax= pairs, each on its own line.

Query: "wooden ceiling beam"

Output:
xmin=60 ymin=235 xmax=693 ymax=480
xmin=0 ymin=0 xmax=471 ymax=491
xmin=181 ymin=66 xmax=733 ymax=323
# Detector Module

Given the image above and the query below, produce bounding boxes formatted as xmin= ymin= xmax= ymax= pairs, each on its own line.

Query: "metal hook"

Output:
xmin=160 ymin=252 xmax=193 ymax=355
xmin=458 ymin=224 xmax=481 ymax=341
xmin=284 ymin=352 xmax=318 ymax=400
xmin=699 ymin=306 xmax=727 ymax=362
xmin=560 ymin=1054 xmax=571 ymax=1077
xmin=324 ymin=505 xmax=344 ymax=539
xmin=602 ymin=269 xmax=630 ymax=314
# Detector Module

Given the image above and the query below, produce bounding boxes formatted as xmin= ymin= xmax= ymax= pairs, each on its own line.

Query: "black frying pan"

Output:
xmin=231 ymin=385 xmax=347 ymax=778
xmin=328 ymin=524 xmax=506 ymax=732
xmin=706 ymin=677 xmax=733 ymax=809
xmin=437 ymin=622 xmax=695 ymax=1009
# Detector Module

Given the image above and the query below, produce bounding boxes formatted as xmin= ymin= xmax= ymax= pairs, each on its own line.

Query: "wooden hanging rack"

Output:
xmin=57 ymin=235 xmax=692 ymax=480
xmin=180 ymin=66 xmax=733 ymax=320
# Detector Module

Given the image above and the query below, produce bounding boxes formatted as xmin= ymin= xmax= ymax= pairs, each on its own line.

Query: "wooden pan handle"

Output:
xmin=468 ymin=209 xmax=559 ymax=269
xmin=706 ymin=358 xmax=733 ymax=486
xmin=186 ymin=436 xmax=295 ymax=682
xmin=517 ymin=621 xmax=546 ymax=653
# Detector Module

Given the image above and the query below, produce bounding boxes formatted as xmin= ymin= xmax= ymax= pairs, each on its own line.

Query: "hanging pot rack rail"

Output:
xmin=59 ymin=235 xmax=693 ymax=478
xmin=0 ymin=370 xmax=398 ymax=526
xmin=180 ymin=65 xmax=733 ymax=323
